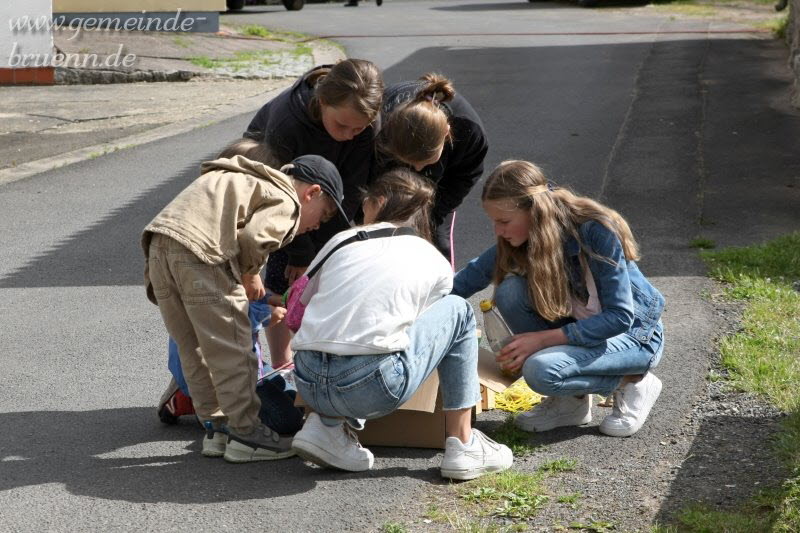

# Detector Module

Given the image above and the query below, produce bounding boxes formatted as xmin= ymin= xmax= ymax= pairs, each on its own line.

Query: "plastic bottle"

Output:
xmin=480 ymin=299 xmax=519 ymax=378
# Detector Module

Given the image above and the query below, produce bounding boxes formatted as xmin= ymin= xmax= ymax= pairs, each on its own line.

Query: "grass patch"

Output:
xmin=234 ymin=23 xmax=312 ymax=43
xmin=539 ymin=458 xmax=579 ymax=474
xmin=459 ymin=470 xmax=550 ymax=520
xmin=652 ymin=2 xmax=718 ymax=16
xmin=662 ymin=232 xmax=800 ymax=531
xmin=567 ymin=520 xmax=616 ymax=531
xmin=557 ymin=492 xmax=582 ymax=507
xmin=189 ymin=45 xmax=312 ymax=73
xmin=489 ymin=414 xmax=543 ymax=457
xmin=755 ymin=14 xmax=790 ymax=39
xmin=690 ymin=237 xmax=716 ymax=249
xmin=381 ymin=522 xmax=407 ymax=533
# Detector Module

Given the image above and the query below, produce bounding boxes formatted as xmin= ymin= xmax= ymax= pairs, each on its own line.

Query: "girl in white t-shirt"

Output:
xmin=289 ymin=168 xmax=512 ymax=481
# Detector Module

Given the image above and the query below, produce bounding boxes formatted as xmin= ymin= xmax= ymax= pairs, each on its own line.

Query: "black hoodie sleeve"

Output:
xmin=338 ymin=126 xmax=375 ymax=218
xmin=431 ymin=118 xmax=488 ymax=226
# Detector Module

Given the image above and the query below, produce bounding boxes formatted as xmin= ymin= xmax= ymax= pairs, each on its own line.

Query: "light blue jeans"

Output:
xmin=495 ymin=275 xmax=664 ymax=398
xmin=293 ymin=295 xmax=481 ymax=427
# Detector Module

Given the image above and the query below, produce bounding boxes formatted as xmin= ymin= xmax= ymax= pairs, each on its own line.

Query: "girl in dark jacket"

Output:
xmin=245 ymin=58 xmax=384 ymax=366
xmin=374 ymin=73 xmax=488 ymax=265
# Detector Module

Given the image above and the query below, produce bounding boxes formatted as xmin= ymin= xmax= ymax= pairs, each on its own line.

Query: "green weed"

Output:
xmin=459 ymin=470 xmax=549 ymax=520
xmin=690 ymin=237 xmax=716 ymax=249
xmin=539 ymin=458 xmax=578 ymax=474
xmin=490 ymin=414 xmax=542 ymax=457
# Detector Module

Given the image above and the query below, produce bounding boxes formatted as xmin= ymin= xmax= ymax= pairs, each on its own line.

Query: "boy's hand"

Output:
xmin=267 ymin=293 xmax=284 ymax=307
xmin=242 ymin=273 xmax=266 ymax=301
xmin=269 ymin=306 xmax=287 ymax=327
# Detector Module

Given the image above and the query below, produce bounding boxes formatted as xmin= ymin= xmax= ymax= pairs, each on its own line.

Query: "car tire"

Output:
xmin=283 ymin=0 xmax=305 ymax=10
xmin=226 ymin=0 xmax=245 ymax=10
xmin=577 ymin=0 xmax=598 ymax=6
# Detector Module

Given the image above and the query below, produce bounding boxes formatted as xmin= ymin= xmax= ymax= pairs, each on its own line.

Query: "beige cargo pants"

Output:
xmin=147 ymin=233 xmax=260 ymax=433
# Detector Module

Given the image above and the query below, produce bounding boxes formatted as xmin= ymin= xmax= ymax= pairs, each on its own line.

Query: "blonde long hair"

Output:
xmin=482 ymin=160 xmax=640 ymax=322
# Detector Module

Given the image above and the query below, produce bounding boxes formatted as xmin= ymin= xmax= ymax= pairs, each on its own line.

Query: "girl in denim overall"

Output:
xmin=453 ymin=160 xmax=666 ymax=438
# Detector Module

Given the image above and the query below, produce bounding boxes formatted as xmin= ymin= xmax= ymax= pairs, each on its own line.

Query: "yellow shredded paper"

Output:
xmin=495 ymin=379 xmax=542 ymax=413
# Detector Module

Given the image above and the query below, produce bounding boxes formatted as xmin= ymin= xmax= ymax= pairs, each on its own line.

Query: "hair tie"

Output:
xmin=547 ymin=181 xmax=555 ymax=192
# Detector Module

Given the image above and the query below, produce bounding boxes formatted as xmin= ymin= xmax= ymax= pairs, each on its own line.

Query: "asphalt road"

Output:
xmin=1 ymin=0 xmax=799 ymax=531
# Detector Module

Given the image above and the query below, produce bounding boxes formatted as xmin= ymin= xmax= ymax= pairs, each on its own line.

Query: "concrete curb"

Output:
xmin=0 ymin=41 xmax=346 ymax=186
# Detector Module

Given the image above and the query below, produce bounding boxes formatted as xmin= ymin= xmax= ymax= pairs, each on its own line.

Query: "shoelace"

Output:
xmin=611 ymin=390 xmax=630 ymax=418
xmin=342 ymin=424 xmax=364 ymax=449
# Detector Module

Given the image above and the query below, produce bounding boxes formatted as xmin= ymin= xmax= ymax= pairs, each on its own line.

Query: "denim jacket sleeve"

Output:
xmin=452 ymin=245 xmax=497 ymax=298
xmin=562 ymin=222 xmax=635 ymax=347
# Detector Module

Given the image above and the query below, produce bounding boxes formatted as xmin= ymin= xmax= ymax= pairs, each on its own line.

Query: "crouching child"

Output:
xmin=142 ymin=147 xmax=347 ymax=463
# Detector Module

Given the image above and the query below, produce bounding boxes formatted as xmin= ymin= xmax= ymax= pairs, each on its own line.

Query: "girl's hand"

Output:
xmin=242 ymin=273 xmax=266 ymax=301
xmin=495 ymin=328 xmax=570 ymax=373
xmin=267 ymin=293 xmax=284 ymax=307
xmin=495 ymin=332 xmax=545 ymax=373
xmin=268 ymin=306 xmax=287 ymax=327
xmin=285 ymin=265 xmax=308 ymax=284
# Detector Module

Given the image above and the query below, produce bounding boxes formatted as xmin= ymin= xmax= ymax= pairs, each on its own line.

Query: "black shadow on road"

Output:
xmin=430 ymin=2 xmax=573 ymax=12
xmin=0 ymin=157 xmax=210 ymax=289
xmin=0 ymin=408 xmax=440 ymax=503
xmin=430 ymin=0 xmax=646 ymax=11
xmin=1 ymin=39 xmax=797 ymax=289
xmin=654 ymin=412 xmax=788 ymax=525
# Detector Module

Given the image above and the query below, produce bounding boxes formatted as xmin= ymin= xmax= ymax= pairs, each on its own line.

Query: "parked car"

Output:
xmin=227 ymin=0 xmax=304 ymax=12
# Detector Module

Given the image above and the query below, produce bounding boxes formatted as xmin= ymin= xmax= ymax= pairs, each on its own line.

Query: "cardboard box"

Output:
xmin=348 ymin=348 xmax=516 ymax=449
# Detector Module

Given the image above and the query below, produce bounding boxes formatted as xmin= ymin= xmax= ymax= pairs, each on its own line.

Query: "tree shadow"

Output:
xmin=655 ymin=412 xmax=788 ymax=525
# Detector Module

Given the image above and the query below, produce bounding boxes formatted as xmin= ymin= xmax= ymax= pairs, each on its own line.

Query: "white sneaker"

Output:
xmin=514 ymin=395 xmax=592 ymax=432
xmin=600 ymin=373 xmax=662 ymax=437
xmin=440 ymin=429 xmax=513 ymax=481
xmin=292 ymin=412 xmax=374 ymax=472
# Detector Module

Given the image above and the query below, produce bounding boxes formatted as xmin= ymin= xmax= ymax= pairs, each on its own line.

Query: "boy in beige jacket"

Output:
xmin=143 ymin=145 xmax=348 ymax=462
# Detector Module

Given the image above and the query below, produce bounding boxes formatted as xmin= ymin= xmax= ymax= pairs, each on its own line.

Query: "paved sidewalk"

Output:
xmin=0 ymin=25 xmax=345 ymax=184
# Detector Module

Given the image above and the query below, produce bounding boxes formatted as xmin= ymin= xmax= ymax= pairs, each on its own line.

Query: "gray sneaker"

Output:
xmin=224 ymin=423 xmax=296 ymax=463
xmin=201 ymin=420 xmax=228 ymax=458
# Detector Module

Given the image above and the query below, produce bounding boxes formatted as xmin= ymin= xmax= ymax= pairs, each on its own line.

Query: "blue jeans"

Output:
xmin=293 ymin=295 xmax=481 ymax=426
xmin=495 ymin=275 xmax=664 ymax=398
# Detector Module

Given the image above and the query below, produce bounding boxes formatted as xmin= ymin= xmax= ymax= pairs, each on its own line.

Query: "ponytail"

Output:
xmin=378 ymin=73 xmax=455 ymax=166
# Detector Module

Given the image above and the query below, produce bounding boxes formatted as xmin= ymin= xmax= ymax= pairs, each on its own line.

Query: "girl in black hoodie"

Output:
xmin=374 ymin=74 xmax=489 ymax=265
xmin=244 ymin=59 xmax=384 ymax=366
